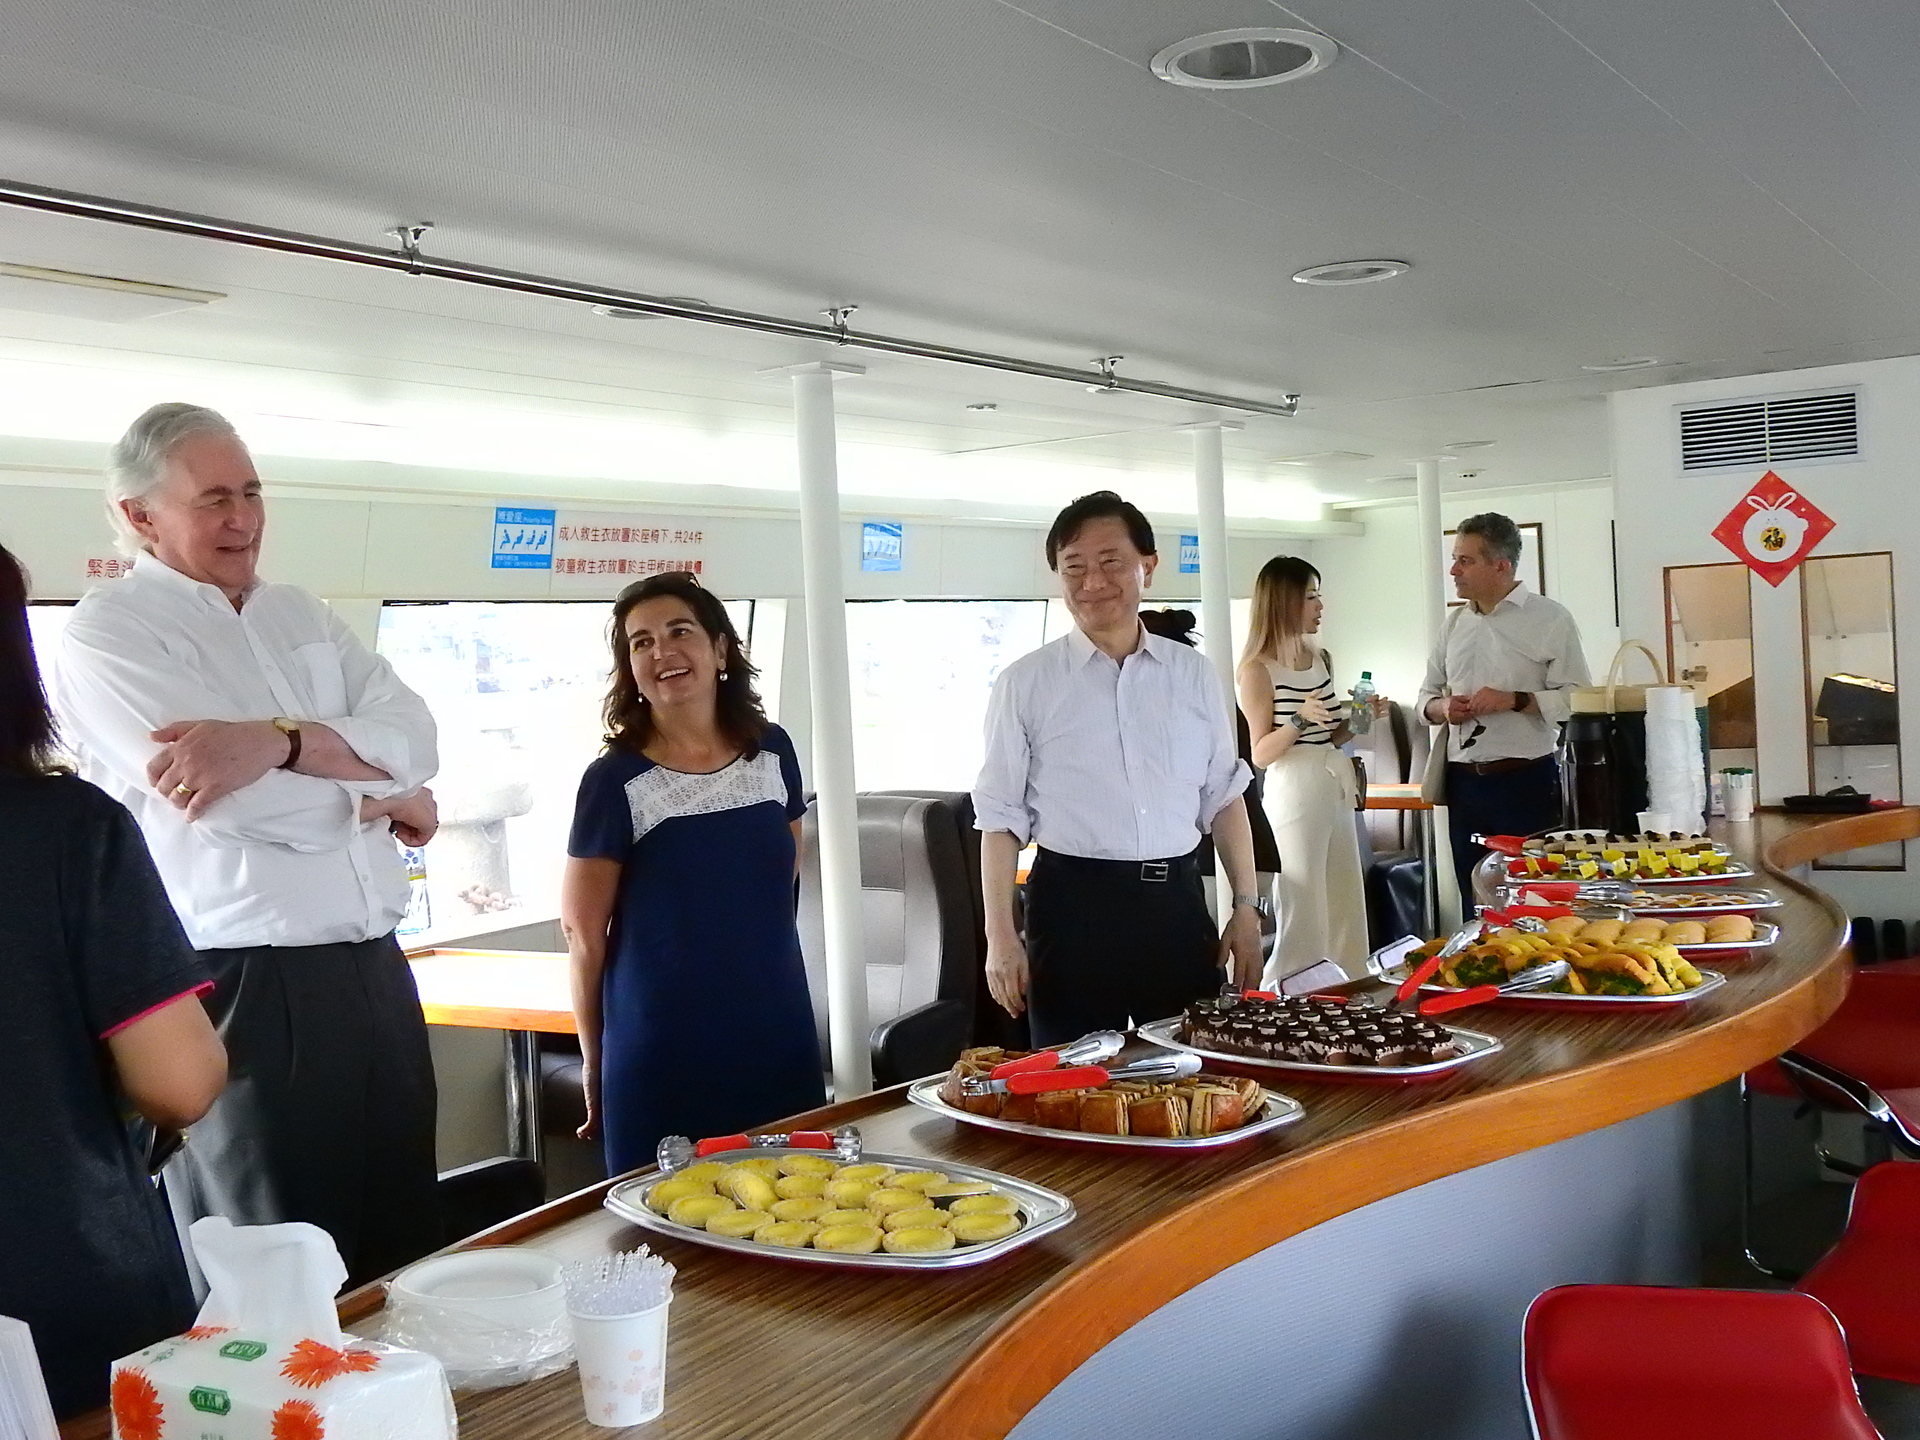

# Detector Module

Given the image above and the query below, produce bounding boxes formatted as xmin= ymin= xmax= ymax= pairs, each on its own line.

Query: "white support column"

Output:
xmin=1187 ymin=421 xmax=1244 ymax=707
xmin=1189 ymin=420 xmax=1244 ymax=924
xmin=1416 ymin=457 xmax=1446 ymax=649
xmin=1414 ymin=456 xmax=1454 ymax=931
xmin=787 ymin=361 xmax=871 ymax=1099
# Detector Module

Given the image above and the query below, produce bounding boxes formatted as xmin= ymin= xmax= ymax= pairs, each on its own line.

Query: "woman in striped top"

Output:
xmin=1236 ymin=556 xmax=1383 ymax=982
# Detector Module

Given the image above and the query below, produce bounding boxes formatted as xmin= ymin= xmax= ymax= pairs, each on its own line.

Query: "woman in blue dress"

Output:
xmin=562 ymin=572 xmax=825 ymax=1174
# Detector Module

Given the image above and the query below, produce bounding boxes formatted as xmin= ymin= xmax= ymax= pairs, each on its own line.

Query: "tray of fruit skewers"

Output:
xmin=1369 ymin=916 xmax=1727 ymax=1008
xmin=604 ymin=1126 xmax=1073 ymax=1270
xmin=909 ymin=1034 xmax=1305 ymax=1148
xmin=1496 ymin=842 xmax=1754 ymax=886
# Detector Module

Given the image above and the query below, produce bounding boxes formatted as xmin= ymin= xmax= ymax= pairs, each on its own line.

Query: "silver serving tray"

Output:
xmin=905 ymin=1076 xmax=1305 ymax=1149
xmin=1369 ymin=941 xmax=1730 ymax=1007
xmin=1134 ymin=1016 xmax=1502 ymax=1079
xmin=603 ymin=1148 xmax=1073 ymax=1271
xmin=1494 ymin=884 xmax=1782 ymax=915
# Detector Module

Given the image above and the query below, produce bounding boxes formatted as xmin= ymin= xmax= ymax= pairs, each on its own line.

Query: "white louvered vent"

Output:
xmin=1679 ymin=390 xmax=1859 ymax=471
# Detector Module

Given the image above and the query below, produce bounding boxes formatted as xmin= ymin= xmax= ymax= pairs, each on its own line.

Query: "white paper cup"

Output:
xmin=570 ymin=1302 xmax=668 ymax=1428
xmin=1723 ymin=772 xmax=1756 ymax=823
xmin=1636 ymin=810 xmax=1673 ymax=834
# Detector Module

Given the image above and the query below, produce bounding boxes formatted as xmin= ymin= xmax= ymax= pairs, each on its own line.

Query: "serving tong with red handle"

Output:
xmin=986 ymin=1029 xmax=1126 ymax=1081
xmin=961 ymin=1052 xmax=1201 ymax=1097
xmin=656 ymin=1124 xmax=863 ymax=1174
xmin=1417 ymin=959 xmax=1571 ymax=1014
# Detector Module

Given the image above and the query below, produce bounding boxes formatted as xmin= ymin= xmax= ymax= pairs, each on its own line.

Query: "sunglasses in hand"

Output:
xmin=1458 ymin=720 xmax=1488 ymax=750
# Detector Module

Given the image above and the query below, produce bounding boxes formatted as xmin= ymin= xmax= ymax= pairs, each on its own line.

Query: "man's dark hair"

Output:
xmin=1045 ymin=491 xmax=1155 ymax=570
xmin=1456 ymin=512 xmax=1523 ymax=569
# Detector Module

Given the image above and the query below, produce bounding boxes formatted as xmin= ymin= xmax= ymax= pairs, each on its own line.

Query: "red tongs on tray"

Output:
xmin=962 ymin=1051 xmax=1201 ymax=1097
xmin=655 ymin=1124 xmax=863 ymax=1173
xmin=986 ymin=1029 xmax=1125 ymax=1081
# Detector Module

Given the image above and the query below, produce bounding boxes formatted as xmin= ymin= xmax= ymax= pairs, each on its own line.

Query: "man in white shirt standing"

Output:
xmin=1416 ymin=512 xmax=1591 ymax=909
xmin=56 ymin=403 xmax=443 ymax=1286
xmin=973 ymin=491 xmax=1263 ymax=1047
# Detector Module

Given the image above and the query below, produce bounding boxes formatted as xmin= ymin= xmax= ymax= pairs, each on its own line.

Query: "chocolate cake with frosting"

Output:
xmin=1180 ymin=994 xmax=1464 ymax=1068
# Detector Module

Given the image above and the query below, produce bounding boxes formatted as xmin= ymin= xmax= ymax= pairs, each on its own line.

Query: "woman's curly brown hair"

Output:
xmin=602 ymin=571 xmax=768 ymax=758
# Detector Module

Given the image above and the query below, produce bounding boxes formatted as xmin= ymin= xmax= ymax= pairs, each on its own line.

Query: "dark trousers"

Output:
xmin=165 ymin=935 xmax=441 ymax=1288
xmin=1024 ymin=847 xmax=1223 ymax=1047
xmin=1446 ymin=756 xmax=1563 ymax=911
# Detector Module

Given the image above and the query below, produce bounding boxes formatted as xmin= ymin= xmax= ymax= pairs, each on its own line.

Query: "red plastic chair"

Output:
xmin=1523 ymin=1285 xmax=1882 ymax=1440
xmin=1799 ymin=1161 xmax=1920 ymax=1385
xmin=1741 ymin=959 xmax=1920 ymax=1276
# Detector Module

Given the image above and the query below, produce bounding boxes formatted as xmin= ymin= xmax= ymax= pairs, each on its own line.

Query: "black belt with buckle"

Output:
xmin=1035 ymin=848 xmax=1197 ymax=884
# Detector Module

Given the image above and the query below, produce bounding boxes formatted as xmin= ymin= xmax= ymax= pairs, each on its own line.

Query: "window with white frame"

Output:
xmin=376 ymin=598 xmax=757 ymax=942
xmin=844 ymin=599 xmax=1049 ymax=792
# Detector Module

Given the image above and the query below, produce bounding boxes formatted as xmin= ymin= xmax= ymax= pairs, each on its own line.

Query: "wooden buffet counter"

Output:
xmin=59 ymin=809 xmax=1915 ymax=1440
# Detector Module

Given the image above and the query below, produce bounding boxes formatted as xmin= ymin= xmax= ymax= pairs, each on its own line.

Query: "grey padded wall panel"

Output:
xmin=1012 ymin=1099 xmax=1697 ymax=1440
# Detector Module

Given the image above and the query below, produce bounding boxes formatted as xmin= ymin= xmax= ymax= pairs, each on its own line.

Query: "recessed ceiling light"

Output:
xmin=965 ymin=402 xmax=998 ymax=412
xmin=1292 ymin=259 xmax=1411 ymax=286
xmin=1151 ymin=28 xmax=1338 ymax=89
xmin=1444 ymin=439 xmax=1494 ymax=451
xmin=1580 ymin=356 xmax=1663 ymax=372
xmin=1274 ymin=450 xmax=1373 ymax=466
xmin=591 ymin=299 xmax=711 ymax=319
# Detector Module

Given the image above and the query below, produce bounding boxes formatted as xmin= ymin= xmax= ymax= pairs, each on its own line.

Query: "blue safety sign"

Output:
xmin=1179 ymin=534 xmax=1200 ymax=574
xmin=862 ymin=520 xmax=903 ymax=573
xmin=492 ymin=506 xmax=555 ymax=569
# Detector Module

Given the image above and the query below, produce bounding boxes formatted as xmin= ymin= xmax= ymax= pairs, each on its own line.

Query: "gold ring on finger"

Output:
xmin=174 ymin=783 xmax=195 ymax=798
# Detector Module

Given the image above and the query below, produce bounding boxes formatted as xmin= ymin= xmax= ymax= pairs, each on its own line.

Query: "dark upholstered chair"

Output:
xmin=798 ymin=792 xmax=982 ymax=1088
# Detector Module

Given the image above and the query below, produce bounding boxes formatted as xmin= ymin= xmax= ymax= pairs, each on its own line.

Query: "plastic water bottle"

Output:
xmin=1348 ymin=672 xmax=1376 ymax=735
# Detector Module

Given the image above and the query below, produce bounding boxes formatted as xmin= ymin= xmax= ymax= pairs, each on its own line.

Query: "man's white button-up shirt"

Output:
xmin=55 ymin=554 xmax=438 ymax=950
xmin=972 ymin=626 xmax=1250 ymax=861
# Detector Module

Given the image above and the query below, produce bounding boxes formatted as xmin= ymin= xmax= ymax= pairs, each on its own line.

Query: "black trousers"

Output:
xmin=1445 ymin=756 xmax=1563 ymax=911
xmin=1024 ymin=847 xmax=1223 ymax=1047
xmin=166 ymin=935 xmax=441 ymax=1288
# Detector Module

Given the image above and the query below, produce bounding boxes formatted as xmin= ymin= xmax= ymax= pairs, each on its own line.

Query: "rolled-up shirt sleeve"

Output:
xmin=319 ymin=607 xmax=438 ymax=797
xmin=57 ymin=611 xmax=363 ymax=853
xmin=1197 ymin=672 xmax=1254 ymax=828
xmin=971 ymin=668 xmax=1033 ymax=841
xmin=1534 ymin=611 xmax=1592 ymax=728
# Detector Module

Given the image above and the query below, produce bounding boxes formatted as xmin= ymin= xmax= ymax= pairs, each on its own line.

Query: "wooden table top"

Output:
xmin=408 ymin=947 xmax=576 ymax=1034
xmin=60 ymin=809 xmax=1904 ymax=1440
xmin=1365 ymin=781 xmax=1431 ymax=811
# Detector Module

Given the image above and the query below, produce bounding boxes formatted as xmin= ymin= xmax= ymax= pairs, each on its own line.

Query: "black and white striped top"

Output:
xmin=1264 ymin=652 xmax=1343 ymax=746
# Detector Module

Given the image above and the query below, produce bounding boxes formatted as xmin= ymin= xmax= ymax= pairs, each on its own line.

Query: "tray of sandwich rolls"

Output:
xmin=603 ymin=1126 xmax=1074 ymax=1270
xmin=910 ymin=1042 xmax=1305 ymax=1148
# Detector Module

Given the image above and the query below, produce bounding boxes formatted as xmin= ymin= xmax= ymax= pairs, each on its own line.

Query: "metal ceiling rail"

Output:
xmin=0 ymin=178 xmax=1301 ymax=418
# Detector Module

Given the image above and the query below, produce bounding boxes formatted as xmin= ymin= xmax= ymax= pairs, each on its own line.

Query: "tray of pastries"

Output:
xmin=1372 ymin=930 xmax=1726 ymax=1006
xmin=910 ymin=1047 xmax=1304 ymax=1148
xmin=603 ymin=1131 xmax=1072 ymax=1270
xmin=1136 ymin=995 xmax=1501 ymax=1080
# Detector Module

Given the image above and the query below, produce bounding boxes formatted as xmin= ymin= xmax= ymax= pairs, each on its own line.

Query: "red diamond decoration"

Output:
xmin=1710 ymin=470 xmax=1835 ymax=587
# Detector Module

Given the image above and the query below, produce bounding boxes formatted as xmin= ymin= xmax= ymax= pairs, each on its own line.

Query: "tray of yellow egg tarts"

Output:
xmin=603 ymin=1125 xmax=1074 ymax=1270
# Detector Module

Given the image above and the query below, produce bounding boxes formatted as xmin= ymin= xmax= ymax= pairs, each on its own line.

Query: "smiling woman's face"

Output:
xmin=624 ymin=595 xmax=729 ymax=711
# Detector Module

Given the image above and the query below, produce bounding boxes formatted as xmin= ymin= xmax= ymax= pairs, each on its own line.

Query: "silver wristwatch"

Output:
xmin=1234 ymin=894 xmax=1275 ymax=921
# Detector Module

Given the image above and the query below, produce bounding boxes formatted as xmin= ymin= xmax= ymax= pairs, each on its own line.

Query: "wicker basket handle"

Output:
xmin=1603 ymin=641 xmax=1665 ymax=712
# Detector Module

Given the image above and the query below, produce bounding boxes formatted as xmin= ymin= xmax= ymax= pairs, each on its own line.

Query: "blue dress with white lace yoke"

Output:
xmin=567 ymin=724 xmax=824 ymax=1173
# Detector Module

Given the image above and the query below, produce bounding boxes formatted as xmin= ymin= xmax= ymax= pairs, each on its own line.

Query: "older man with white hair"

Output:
xmin=55 ymin=402 xmax=443 ymax=1286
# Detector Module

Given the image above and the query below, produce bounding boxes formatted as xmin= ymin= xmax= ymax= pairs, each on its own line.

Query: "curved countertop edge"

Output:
xmin=897 ymin=810 xmax=1904 ymax=1440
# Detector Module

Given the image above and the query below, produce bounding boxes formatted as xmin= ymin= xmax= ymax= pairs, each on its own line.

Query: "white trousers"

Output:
xmin=1261 ymin=744 xmax=1369 ymax=986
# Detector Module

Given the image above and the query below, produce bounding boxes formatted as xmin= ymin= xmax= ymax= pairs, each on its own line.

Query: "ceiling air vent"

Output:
xmin=1679 ymin=389 xmax=1858 ymax=472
